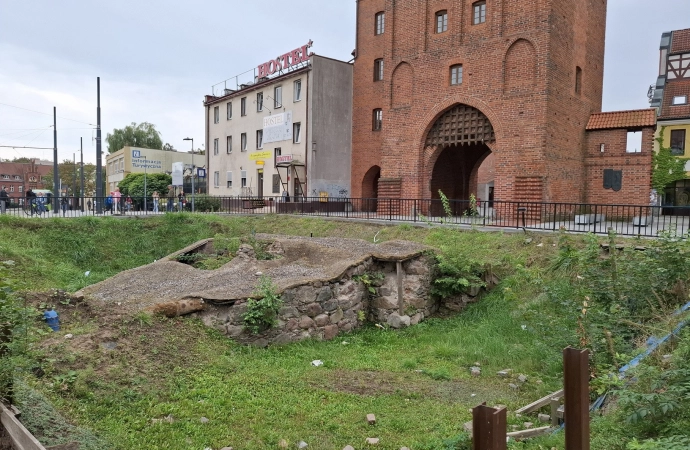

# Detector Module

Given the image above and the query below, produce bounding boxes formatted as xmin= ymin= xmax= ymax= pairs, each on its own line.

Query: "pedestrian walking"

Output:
xmin=166 ymin=185 xmax=175 ymax=212
xmin=87 ymin=199 xmax=92 ymax=212
xmin=152 ymin=191 xmax=160 ymax=213
xmin=178 ymin=191 xmax=185 ymax=212
xmin=0 ymin=187 xmax=8 ymax=214
xmin=113 ymin=188 xmax=122 ymax=214
xmin=125 ymin=195 xmax=133 ymax=213
xmin=60 ymin=194 xmax=69 ymax=216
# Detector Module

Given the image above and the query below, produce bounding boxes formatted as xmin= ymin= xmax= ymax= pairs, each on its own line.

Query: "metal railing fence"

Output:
xmin=1 ymin=195 xmax=688 ymax=237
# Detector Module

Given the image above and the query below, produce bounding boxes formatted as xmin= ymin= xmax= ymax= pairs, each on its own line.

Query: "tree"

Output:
xmin=43 ymin=159 xmax=98 ymax=195
xmin=162 ymin=143 xmax=176 ymax=151
xmin=118 ymin=172 xmax=172 ymax=207
xmin=105 ymin=122 xmax=163 ymax=154
xmin=652 ymin=127 xmax=687 ymax=195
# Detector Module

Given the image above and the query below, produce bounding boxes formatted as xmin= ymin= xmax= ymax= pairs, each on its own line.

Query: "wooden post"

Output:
xmin=396 ymin=261 xmax=404 ymax=315
xmin=0 ymin=322 xmax=11 ymax=405
xmin=472 ymin=403 xmax=507 ymax=450
xmin=563 ymin=347 xmax=590 ymax=450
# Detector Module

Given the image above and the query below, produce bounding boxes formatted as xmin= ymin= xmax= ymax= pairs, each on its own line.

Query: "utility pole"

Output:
xmin=95 ymin=77 xmax=103 ymax=213
xmin=80 ymin=137 xmax=84 ymax=212
xmin=72 ymin=153 xmax=77 ymax=202
xmin=53 ymin=107 xmax=59 ymax=214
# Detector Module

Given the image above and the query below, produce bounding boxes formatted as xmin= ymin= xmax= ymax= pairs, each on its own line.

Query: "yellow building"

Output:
xmin=106 ymin=146 xmax=201 ymax=193
xmin=651 ymin=28 xmax=690 ymax=206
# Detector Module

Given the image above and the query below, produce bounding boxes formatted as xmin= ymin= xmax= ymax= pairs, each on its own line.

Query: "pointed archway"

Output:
xmin=423 ymin=104 xmax=496 ymax=215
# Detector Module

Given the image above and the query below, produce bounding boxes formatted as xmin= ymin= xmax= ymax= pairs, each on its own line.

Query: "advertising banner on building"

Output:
xmin=172 ymin=162 xmax=184 ymax=186
xmin=263 ymin=111 xmax=293 ymax=144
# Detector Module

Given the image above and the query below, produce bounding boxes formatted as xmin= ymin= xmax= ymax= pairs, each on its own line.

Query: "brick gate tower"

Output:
xmin=351 ymin=0 xmax=607 ymax=207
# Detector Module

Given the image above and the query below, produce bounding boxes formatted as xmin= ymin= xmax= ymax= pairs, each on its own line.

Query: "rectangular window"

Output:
xmin=274 ymin=147 xmax=282 ymax=167
xmin=294 ymin=80 xmax=302 ymax=101
xmin=213 ymin=106 xmax=219 ymax=124
xmin=374 ymin=59 xmax=384 ymax=81
xmin=436 ymin=10 xmax=448 ymax=33
xmin=375 ymin=12 xmax=385 ymax=35
xmin=293 ymin=123 xmax=301 ymax=143
xmin=473 ymin=1 xmax=486 ymax=25
xmin=575 ymin=66 xmax=582 ymax=95
xmin=257 ymin=130 xmax=263 ymax=149
xmin=226 ymin=171 xmax=232 ymax=188
xmin=18 ymin=186 xmax=23 ymax=193
xmin=241 ymin=133 xmax=247 ymax=151
xmin=372 ymin=109 xmax=383 ymax=131
xmin=626 ymin=131 xmax=642 ymax=153
xmin=274 ymin=86 xmax=282 ymax=108
xmin=213 ymin=138 xmax=219 ymax=155
xmin=671 ymin=129 xmax=686 ymax=155
xmin=241 ymin=170 xmax=247 ymax=188
xmin=226 ymin=136 xmax=232 ymax=154
xmin=9 ymin=186 xmax=14 ymax=193
xmin=213 ymin=171 xmax=219 ymax=187
xmin=241 ymin=97 xmax=247 ymax=116
xmin=450 ymin=65 xmax=463 ymax=85
xmin=672 ymin=95 xmax=688 ymax=105
xmin=257 ymin=92 xmax=263 ymax=112
xmin=227 ymin=102 xmax=232 ymax=120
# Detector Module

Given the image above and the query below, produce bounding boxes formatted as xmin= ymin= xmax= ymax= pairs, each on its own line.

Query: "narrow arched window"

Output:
xmin=375 ymin=12 xmax=385 ymax=35
xmin=436 ymin=10 xmax=448 ymax=33
xmin=372 ymin=109 xmax=383 ymax=131
xmin=374 ymin=59 xmax=384 ymax=81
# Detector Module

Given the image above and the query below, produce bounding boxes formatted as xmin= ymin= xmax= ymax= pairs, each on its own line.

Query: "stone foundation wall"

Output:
xmin=197 ymin=255 xmax=437 ymax=347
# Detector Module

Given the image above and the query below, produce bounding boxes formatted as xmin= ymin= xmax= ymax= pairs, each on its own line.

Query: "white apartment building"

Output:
xmin=204 ymin=44 xmax=353 ymax=199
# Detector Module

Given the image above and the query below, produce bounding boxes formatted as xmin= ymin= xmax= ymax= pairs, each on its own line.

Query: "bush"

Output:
xmin=242 ymin=276 xmax=283 ymax=334
xmin=192 ymin=195 xmax=221 ymax=212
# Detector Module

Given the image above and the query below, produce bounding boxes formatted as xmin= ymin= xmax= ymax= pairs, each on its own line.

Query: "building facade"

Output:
xmin=0 ymin=159 xmax=52 ymax=199
xmin=651 ymin=28 xmax=690 ymax=207
xmin=106 ymin=147 xmax=199 ymax=193
xmin=352 ymin=0 xmax=607 ymax=209
xmin=204 ymin=48 xmax=353 ymax=200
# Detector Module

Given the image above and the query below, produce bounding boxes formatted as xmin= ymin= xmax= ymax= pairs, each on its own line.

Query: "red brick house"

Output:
xmin=0 ymin=160 xmax=52 ymax=200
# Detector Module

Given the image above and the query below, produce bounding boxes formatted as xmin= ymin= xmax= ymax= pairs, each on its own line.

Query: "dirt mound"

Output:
xmin=75 ymin=234 xmax=429 ymax=313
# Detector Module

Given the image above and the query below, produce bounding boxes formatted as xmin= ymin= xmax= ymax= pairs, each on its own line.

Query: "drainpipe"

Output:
xmin=304 ymin=66 xmax=310 ymax=199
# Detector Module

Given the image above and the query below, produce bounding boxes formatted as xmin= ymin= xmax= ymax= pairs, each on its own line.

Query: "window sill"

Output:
xmin=294 ymin=99 xmax=302 ymax=103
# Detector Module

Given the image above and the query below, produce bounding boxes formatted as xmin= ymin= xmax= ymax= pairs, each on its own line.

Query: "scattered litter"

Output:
xmin=341 ymin=341 xmax=349 ymax=345
xmin=518 ymin=374 xmax=528 ymax=383
xmin=471 ymin=394 xmax=477 ymax=397
xmin=365 ymin=437 xmax=380 ymax=445
xmin=64 ymin=334 xmax=73 ymax=339
xmin=311 ymin=360 xmax=324 ymax=367
xmin=521 ymin=325 xmax=527 ymax=330
xmin=367 ymin=413 xmax=376 ymax=425
xmin=2 ymin=260 xmax=15 ymax=266
xmin=298 ymin=441 xmax=308 ymax=448
xmin=509 ymin=383 xmax=519 ymax=390
xmin=523 ymin=422 xmax=534 ymax=428
xmin=84 ymin=270 xmax=90 ymax=277
xmin=474 ymin=362 xmax=481 ymax=366
xmin=343 ymin=446 xmax=355 ymax=450
xmin=255 ymin=271 xmax=263 ymax=276
xmin=536 ymin=243 xmax=544 ymax=247
xmin=470 ymin=366 xmax=481 ymax=377
xmin=278 ymin=439 xmax=289 ymax=448
xmin=200 ymin=417 xmax=209 ymax=423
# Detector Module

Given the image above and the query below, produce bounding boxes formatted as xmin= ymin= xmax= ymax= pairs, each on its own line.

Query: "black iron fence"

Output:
xmin=1 ymin=195 xmax=689 ymax=237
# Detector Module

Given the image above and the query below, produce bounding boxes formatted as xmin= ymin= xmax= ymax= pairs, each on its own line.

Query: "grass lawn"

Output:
xmin=0 ymin=213 xmax=676 ymax=449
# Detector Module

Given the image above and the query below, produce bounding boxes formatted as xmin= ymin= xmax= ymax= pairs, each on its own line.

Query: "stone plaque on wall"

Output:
xmin=603 ymin=169 xmax=622 ymax=192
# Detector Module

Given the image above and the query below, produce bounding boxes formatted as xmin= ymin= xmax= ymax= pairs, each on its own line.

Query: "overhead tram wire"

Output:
xmin=0 ymin=102 xmax=96 ymax=126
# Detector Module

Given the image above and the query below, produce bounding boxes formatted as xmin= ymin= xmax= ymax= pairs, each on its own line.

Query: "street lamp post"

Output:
xmin=143 ymin=155 xmax=148 ymax=213
xmin=183 ymin=137 xmax=195 ymax=212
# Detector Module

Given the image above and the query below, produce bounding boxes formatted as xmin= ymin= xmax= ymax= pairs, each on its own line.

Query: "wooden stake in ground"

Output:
xmin=472 ymin=403 xmax=506 ymax=450
xmin=564 ymin=347 xmax=590 ymax=450
xmin=0 ymin=322 xmax=12 ymax=405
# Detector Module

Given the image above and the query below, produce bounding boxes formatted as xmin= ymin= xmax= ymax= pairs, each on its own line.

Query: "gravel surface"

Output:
xmin=76 ymin=235 xmax=429 ymax=312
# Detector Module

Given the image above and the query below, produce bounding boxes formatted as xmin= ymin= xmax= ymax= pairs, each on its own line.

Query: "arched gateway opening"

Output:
xmin=361 ymin=165 xmax=381 ymax=212
xmin=425 ymin=104 xmax=496 ymax=215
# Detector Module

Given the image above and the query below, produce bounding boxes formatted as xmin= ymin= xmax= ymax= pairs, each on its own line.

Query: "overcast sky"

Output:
xmin=0 ymin=0 xmax=688 ymax=164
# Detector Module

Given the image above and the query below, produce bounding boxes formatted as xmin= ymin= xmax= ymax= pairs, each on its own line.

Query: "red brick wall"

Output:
xmin=352 ymin=0 xmax=607 ymax=203
xmin=584 ymin=127 xmax=655 ymax=205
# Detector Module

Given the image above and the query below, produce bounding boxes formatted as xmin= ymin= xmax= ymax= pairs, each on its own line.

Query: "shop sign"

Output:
xmin=256 ymin=161 xmax=265 ymax=166
xmin=257 ymin=41 xmax=313 ymax=78
xmin=263 ymin=111 xmax=293 ymax=144
xmin=276 ymin=155 xmax=293 ymax=164
xmin=249 ymin=151 xmax=272 ymax=161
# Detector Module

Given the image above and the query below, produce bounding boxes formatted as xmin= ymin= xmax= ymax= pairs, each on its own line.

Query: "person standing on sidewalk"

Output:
xmin=152 ymin=191 xmax=160 ymax=213
xmin=0 ymin=187 xmax=8 ymax=214
xmin=166 ymin=185 xmax=175 ymax=212
xmin=113 ymin=188 xmax=122 ymax=214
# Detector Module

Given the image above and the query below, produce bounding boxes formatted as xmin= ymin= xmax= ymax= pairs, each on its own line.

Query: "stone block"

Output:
xmin=279 ymin=306 xmax=300 ymax=318
xmin=286 ymin=318 xmax=298 ymax=331
xmin=324 ymin=324 xmax=339 ymax=340
xmin=410 ymin=313 xmax=423 ymax=325
xmin=317 ymin=286 xmax=333 ymax=302
xmin=299 ymin=316 xmax=315 ymax=329
xmin=306 ymin=303 xmax=323 ymax=317
xmin=367 ymin=413 xmax=376 ymax=424
xmin=226 ymin=325 xmax=244 ymax=337
xmin=365 ymin=437 xmax=380 ymax=445
xmin=295 ymin=286 xmax=316 ymax=304
xmin=314 ymin=314 xmax=330 ymax=327
xmin=339 ymin=322 xmax=353 ymax=332
xmin=373 ymin=295 xmax=398 ymax=310
xmin=330 ymin=308 xmax=344 ymax=324
xmin=387 ymin=313 xmax=411 ymax=329
xmin=323 ymin=299 xmax=338 ymax=312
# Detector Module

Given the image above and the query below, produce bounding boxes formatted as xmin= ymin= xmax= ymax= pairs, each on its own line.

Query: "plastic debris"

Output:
xmin=311 ymin=360 xmax=324 ymax=367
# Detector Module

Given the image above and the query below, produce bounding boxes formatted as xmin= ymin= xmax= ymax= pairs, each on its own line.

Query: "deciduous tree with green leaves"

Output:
xmin=105 ymin=122 xmax=163 ymax=154
xmin=652 ymin=127 xmax=687 ymax=194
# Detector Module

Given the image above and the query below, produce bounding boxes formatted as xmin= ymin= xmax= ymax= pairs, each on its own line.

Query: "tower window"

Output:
xmin=575 ymin=66 xmax=582 ymax=95
xmin=372 ymin=109 xmax=383 ymax=131
xmin=473 ymin=1 xmax=486 ymax=25
xmin=374 ymin=59 xmax=384 ymax=81
xmin=375 ymin=12 xmax=385 ymax=35
xmin=436 ymin=10 xmax=448 ymax=33
xmin=450 ymin=65 xmax=463 ymax=85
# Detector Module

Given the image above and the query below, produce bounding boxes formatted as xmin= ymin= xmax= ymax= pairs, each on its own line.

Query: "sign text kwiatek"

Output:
xmin=257 ymin=41 xmax=313 ymax=78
